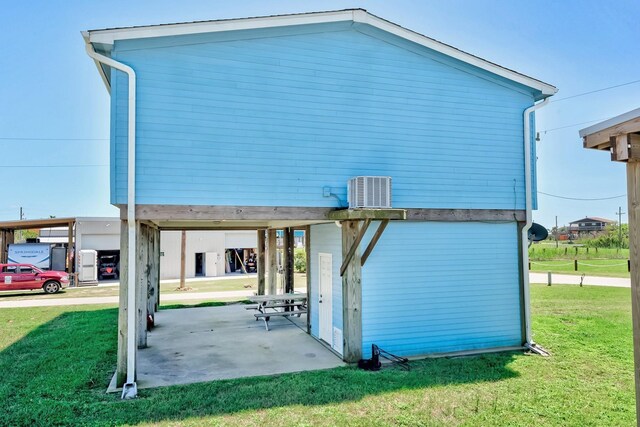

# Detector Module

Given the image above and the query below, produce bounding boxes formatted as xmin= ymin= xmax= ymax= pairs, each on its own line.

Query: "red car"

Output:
xmin=0 ymin=264 xmax=70 ymax=294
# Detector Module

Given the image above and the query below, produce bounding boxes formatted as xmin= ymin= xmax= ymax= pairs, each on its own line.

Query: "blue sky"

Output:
xmin=1 ymin=0 xmax=639 ymax=228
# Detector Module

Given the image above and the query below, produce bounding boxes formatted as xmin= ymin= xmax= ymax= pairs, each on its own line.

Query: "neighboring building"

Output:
xmin=39 ymin=219 xmax=257 ymax=280
xmin=568 ymin=217 xmax=614 ymax=233
xmin=160 ymin=230 xmax=257 ymax=279
xmin=83 ymin=9 xmax=556 ymax=387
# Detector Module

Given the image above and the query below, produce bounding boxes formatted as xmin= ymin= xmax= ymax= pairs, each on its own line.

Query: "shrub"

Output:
xmin=294 ymin=248 xmax=306 ymax=273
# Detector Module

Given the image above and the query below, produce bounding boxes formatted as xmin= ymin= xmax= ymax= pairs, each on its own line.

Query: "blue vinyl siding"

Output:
xmin=309 ymin=223 xmax=342 ymax=347
xmin=361 ymin=221 xmax=522 ymax=358
xmin=109 ymin=23 xmax=539 ymax=209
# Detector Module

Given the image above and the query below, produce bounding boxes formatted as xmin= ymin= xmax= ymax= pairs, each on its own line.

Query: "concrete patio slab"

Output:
xmin=126 ymin=304 xmax=344 ymax=390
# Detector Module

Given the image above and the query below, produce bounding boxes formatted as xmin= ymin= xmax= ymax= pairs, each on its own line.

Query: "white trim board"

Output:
xmin=85 ymin=9 xmax=556 ymax=97
xmin=579 ymin=107 xmax=640 ymax=137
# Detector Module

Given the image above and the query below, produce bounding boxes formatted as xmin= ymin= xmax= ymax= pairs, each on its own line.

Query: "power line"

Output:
xmin=538 ymin=191 xmax=626 ymax=201
xmin=551 ymin=78 xmax=640 ymax=103
xmin=0 ymin=164 xmax=108 ymax=168
xmin=0 ymin=137 xmax=108 ymax=141
xmin=539 ymin=117 xmax=612 ymax=133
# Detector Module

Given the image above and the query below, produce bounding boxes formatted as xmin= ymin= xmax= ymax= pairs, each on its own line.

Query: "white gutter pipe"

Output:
xmin=522 ymin=97 xmax=550 ymax=348
xmin=84 ymin=42 xmax=138 ymax=399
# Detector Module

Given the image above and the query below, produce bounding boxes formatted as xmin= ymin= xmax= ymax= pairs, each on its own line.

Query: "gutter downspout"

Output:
xmin=522 ymin=97 xmax=550 ymax=351
xmin=84 ymin=41 xmax=138 ymax=399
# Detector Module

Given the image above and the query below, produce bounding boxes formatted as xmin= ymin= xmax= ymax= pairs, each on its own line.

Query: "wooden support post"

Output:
xmin=147 ymin=226 xmax=160 ymax=315
xmin=0 ymin=230 xmax=6 ymax=264
xmin=305 ymin=225 xmax=311 ymax=333
xmin=257 ymin=230 xmax=266 ymax=295
xmin=179 ymin=230 xmax=186 ymax=289
xmin=626 ymin=160 xmax=640 ymax=425
xmin=116 ymin=220 xmax=130 ymax=387
xmin=342 ymin=220 xmax=363 ymax=363
xmin=283 ymin=227 xmax=294 ymax=294
xmin=267 ymin=229 xmax=277 ymax=295
xmin=67 ymin=221 xmax=74 ymax=273
xmin=0 ymin=230 xmax=14 ymax=264
xmin=574 ymin=259 xmax=578 ymax=271
xmin=136 ymin=222 xmax=148 ymax=349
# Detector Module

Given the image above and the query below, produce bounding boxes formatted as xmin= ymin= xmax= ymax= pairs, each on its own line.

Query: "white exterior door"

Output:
xmin=204 ymin=252 xmax=218 ymax=277
xmin=318 ymin=253 xmax=333 ymax=344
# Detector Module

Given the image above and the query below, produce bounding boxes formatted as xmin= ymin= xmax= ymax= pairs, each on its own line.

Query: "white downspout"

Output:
xmin=522 ymin=97 xmax=550 ymax=347
xmin=84 ymin=41 xmax=138 ymax=398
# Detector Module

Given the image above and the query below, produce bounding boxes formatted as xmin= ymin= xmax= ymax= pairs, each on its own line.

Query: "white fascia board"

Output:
xmin=579 ymin=106 xmax=640 ymax=137
xmin=88 ymin=10 xmax=356 ymax=45
xmin=351 ymin=10 xmax=556 ymax=96
xmin=87 ymin=9 xmax=556 ymax=96
xmin=82 ymin=31 xmax=112 ymax=92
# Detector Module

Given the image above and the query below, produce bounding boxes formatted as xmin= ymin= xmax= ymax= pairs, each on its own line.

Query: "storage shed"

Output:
xmin=82 ymin=9 xmax=556 ymax=394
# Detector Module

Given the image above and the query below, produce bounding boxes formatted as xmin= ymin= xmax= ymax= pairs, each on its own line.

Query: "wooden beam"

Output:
xmin=0 ymin=217 xmax=77 ymax=230
xmin=179 ymin=230 xmax=186 ymax=289
xmin=328 ymin=209 xmax=406 ymax=221
xmin=67 ymin=221 xmax=74 ymax=273
xmin=584 ymin=116 xmax=640 ymax=149
xmin=283 ymin=227 xmax=294 ymax=294
xmin=627 ymin=160 xmax=640 ymax=425
xmin=612 ymin=134 xmax=640 ymax=162
xmin=361 ymin=219 xmax=389 ymax=266
xmin=116 ymin=220 xmax=129 ymax=387
xmin=129 ymin=205 xmax=335 ymax=221
xmin=257 ymin=230 xmax=266 ymax=295
xmin=340 ymin=219 xmax=371 ymax=277
xmin=342 ymin=220 xmax=363 ymax=363
xmin=305 ymin=225 xmax=311 ymax=334
xmin=406 ymin=209 xmax=525 ymax=222
xmin=121 ymin=204 xmax=526 ymax=223
xmin=267 ymin=229 xmax=277 ymax=295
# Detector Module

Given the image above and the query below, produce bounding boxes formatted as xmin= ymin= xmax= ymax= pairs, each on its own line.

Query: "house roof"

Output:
xmin=83 ymin=9 xmax=556 ymax=98
xmin=569 ymin=217 xmax=615 ymax=224
xmin=580 ymin=107 xmax=640 ymax=150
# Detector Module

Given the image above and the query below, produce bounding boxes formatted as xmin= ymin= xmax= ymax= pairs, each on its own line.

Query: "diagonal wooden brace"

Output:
xmin=340 ymin=219 xmax=371 ymax=277
xmin=361 ymin=219 xmax=390 ymax=267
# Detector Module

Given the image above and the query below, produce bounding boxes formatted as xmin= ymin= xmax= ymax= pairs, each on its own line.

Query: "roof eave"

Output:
xmin=82 ymin=31 xmax=112 ymax=92
xmin=85 ymin=9 xmax=556 ymax=96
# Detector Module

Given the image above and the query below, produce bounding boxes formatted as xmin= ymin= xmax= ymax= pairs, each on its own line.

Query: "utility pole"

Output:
xmin=18 ymin=207 xmax=24 ymax=242
xmin=618 ymin=206 xmax=626 ymax=249
xmin=555 ymin=215 xmax=559 ymax=248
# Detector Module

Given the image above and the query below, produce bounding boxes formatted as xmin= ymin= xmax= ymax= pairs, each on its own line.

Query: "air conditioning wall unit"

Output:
xmin=348 ymin=176 xmax=392 ymax=209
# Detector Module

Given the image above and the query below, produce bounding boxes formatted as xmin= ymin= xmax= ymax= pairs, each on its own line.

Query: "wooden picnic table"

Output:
xmin=246 ymin=293 xmax=307 ymax=331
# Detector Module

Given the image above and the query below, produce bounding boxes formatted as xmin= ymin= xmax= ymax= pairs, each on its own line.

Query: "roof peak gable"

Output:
xmin=84 ymin=9 xmax=556 ymax=97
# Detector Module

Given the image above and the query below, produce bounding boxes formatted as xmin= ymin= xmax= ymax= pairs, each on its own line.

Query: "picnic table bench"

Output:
xmin=246 ymin=293 xmax=307 ymax=331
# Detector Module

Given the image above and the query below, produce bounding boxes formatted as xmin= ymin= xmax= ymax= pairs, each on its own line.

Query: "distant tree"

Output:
xmin=584 ymin=223 xmax=628 ymax=249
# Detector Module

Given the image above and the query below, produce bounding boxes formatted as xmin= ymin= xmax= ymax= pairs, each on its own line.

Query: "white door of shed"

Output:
xmin=204 ymin=252 xmax=218 ymax=277
xmin=318 ymin=252 xmax=333 ymax=344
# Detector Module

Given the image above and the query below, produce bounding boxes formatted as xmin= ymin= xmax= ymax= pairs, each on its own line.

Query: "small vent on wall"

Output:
xmin=348 ymin=176 xmax=392 ymax=209
xmin=333 ymin=327 xmax=343 ymax=355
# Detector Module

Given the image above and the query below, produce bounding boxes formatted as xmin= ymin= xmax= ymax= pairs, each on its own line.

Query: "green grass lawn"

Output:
xmin=530 ymin=244 xmax=629 ymax=260
xmin=0 ymin=285 xmax=635 ymax=426
xmin=529 ymin=259 xmax=630 ymax=278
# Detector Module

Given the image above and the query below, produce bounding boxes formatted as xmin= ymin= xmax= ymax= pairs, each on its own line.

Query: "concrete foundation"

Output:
xmin=110 ymin=304 xmax=343 ymax=390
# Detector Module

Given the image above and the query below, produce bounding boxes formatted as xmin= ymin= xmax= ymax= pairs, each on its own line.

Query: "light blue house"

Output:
xmin=83 ymin=9 xmax=556 ymax=392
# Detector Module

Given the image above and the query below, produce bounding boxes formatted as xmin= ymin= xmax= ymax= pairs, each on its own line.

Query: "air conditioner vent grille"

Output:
xmin=348 ymin=176 xmax=392 ymax=209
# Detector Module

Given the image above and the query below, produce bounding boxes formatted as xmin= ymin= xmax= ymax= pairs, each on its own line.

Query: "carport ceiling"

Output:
xmin=151 ymin=219 xmax=333 ymax=231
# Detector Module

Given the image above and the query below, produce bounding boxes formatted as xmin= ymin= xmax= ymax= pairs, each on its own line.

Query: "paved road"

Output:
xmin=0 ymin=289 xmax=257 ymax=309
xmin=0 ymin=274 xmax=629 ymax=309
xmin=529 ymin=272 xmax=630 ymax=288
